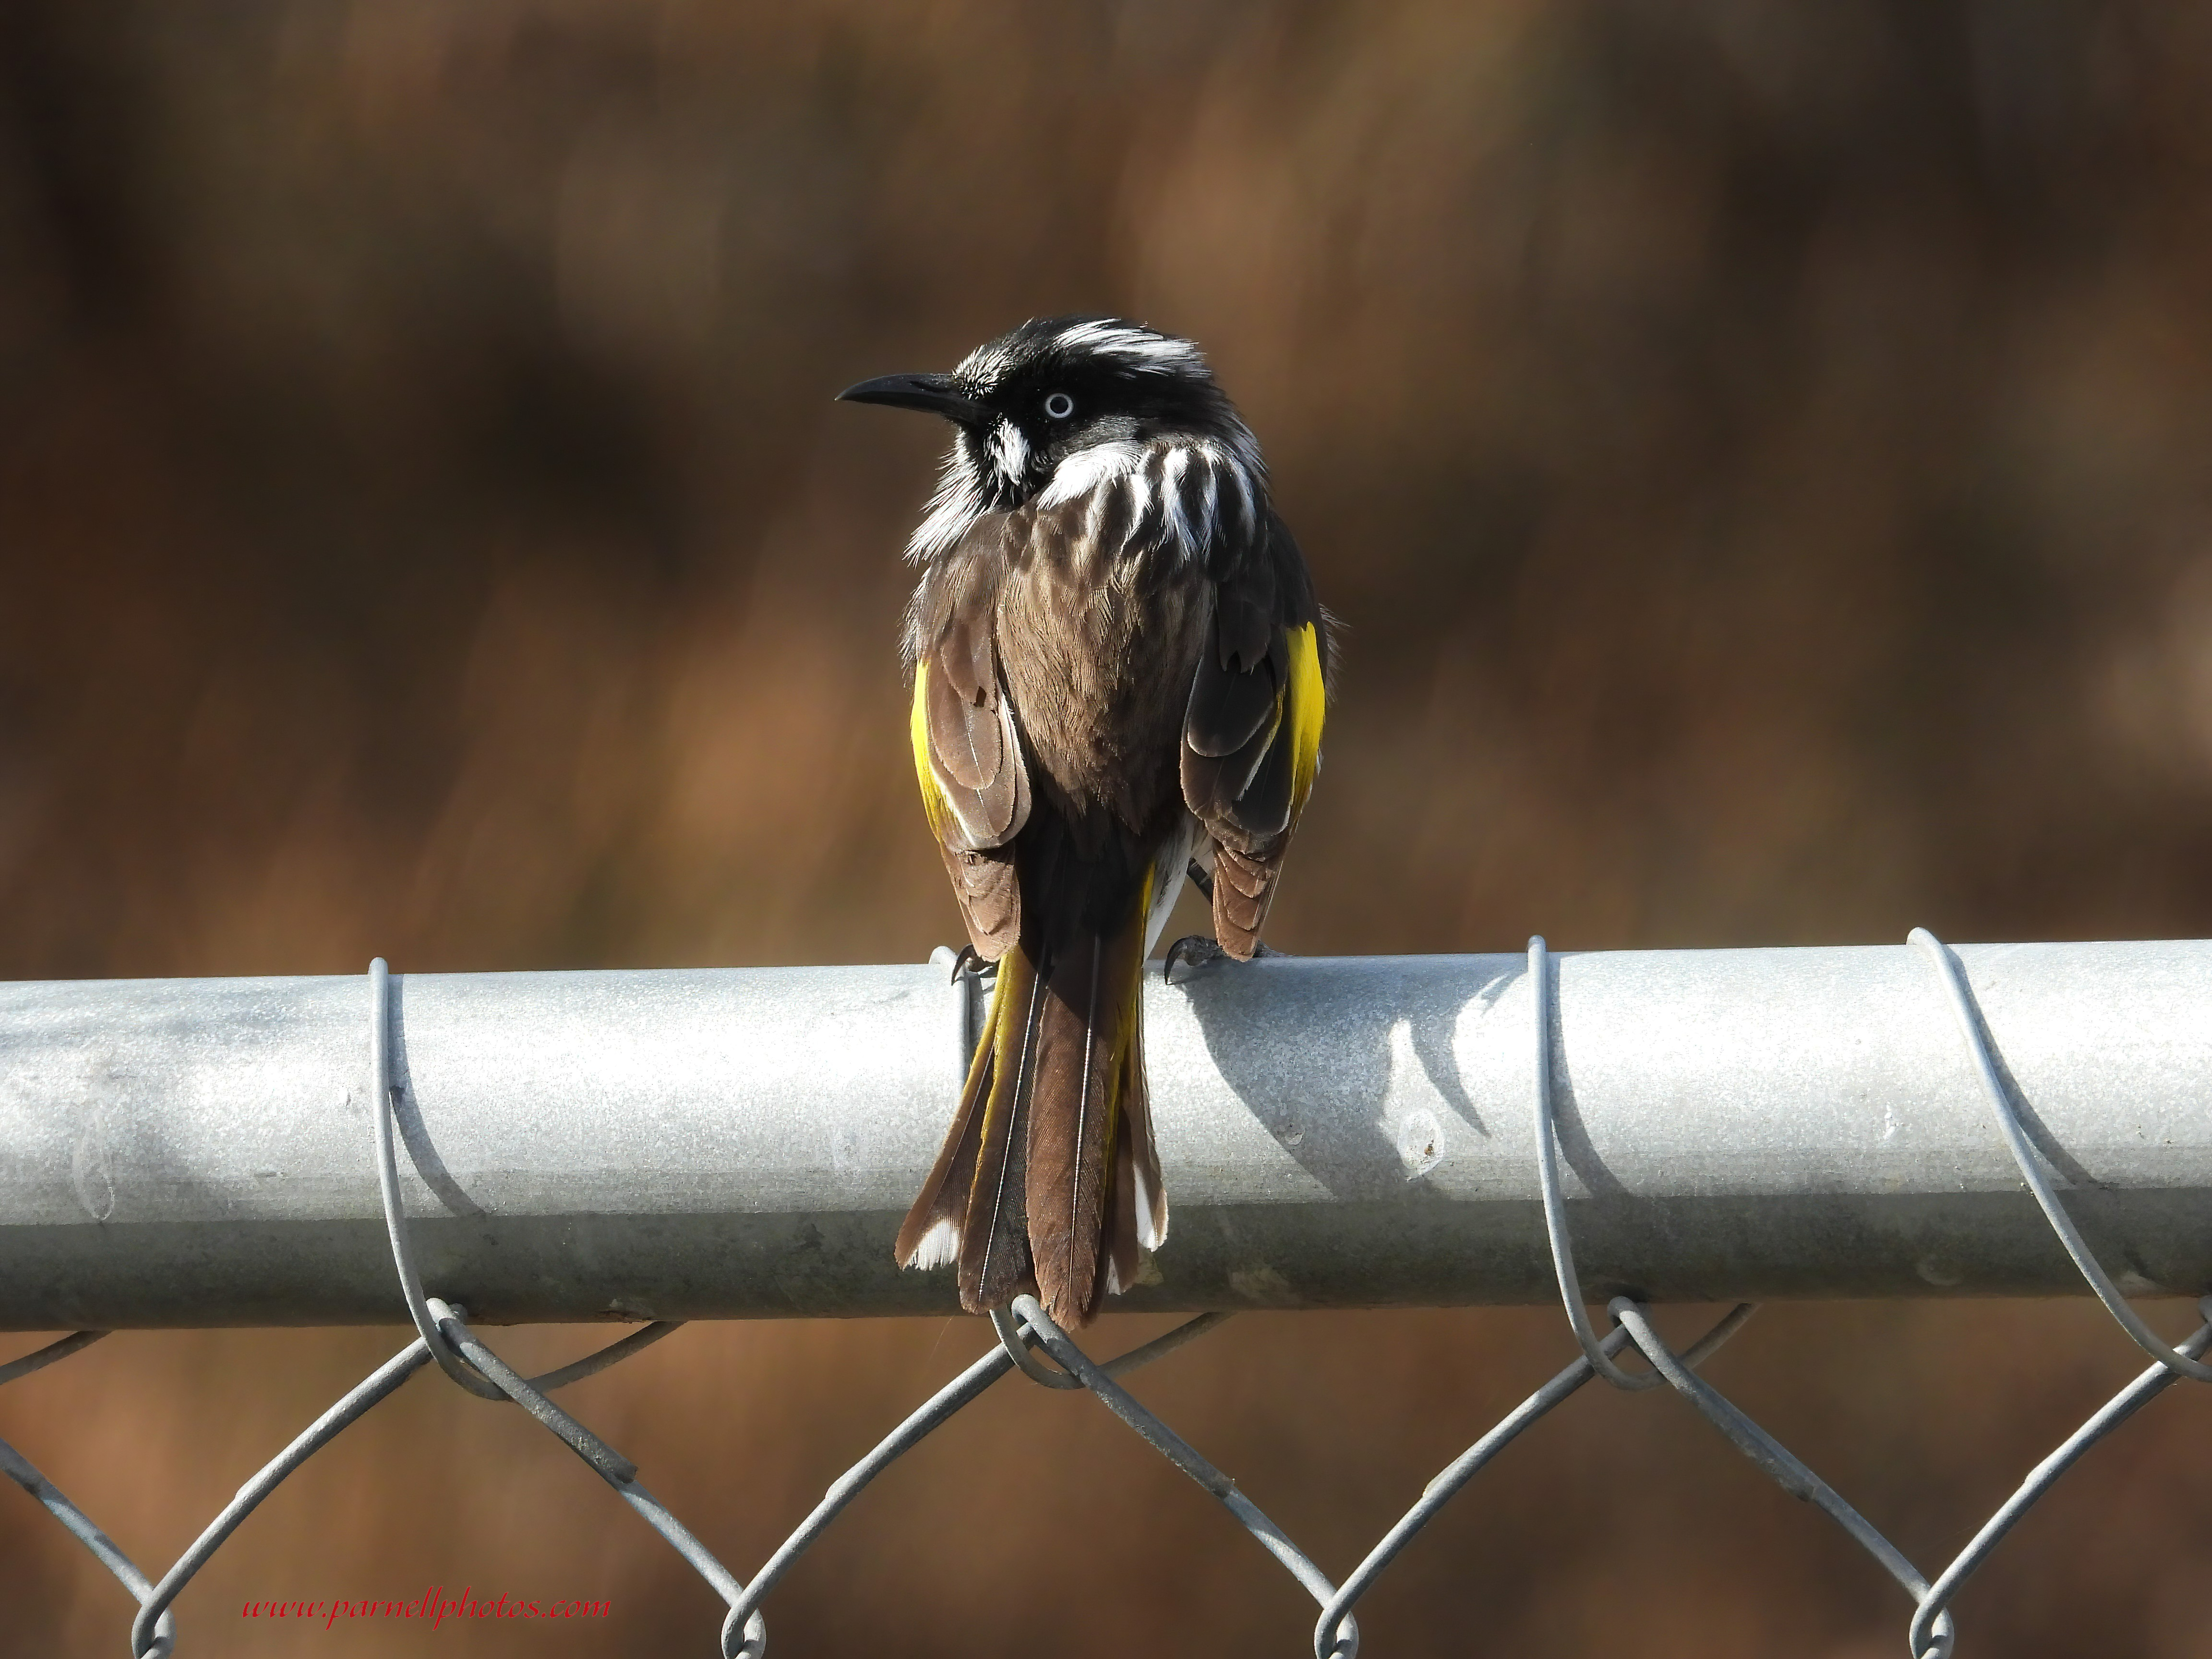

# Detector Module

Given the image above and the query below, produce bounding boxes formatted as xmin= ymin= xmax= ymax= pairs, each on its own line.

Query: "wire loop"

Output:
xmin=991 ymin=1305 xmax=1084 ymax=1386
xmin=1911 ymin=929 xmax=2212 ymax=1383
xmin=1529 ymin=935 xmax=1757 ymax=1387
xmin=369 ymin=958 xmax=505 ymax=1398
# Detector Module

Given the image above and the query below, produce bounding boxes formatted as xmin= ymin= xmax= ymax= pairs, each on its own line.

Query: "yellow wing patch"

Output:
xmin=911 ymin=660 xmax=950 ymax=840
xmin=1286 ymin=621 xmax=1326 ymax=817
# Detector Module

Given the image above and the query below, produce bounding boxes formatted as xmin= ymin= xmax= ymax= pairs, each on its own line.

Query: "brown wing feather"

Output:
xmin=1181 ymin=509 xmax=1328 ymax=959
xmin=924 ymin=652 xmax=1000 ymax=788
xmin=922 ymin=640 xmax=1030 ymax=848
xmin=937 ymin=843 xmax=1020 ymax=959
xmin=912 ymin=522 xmax=1033 ymax=957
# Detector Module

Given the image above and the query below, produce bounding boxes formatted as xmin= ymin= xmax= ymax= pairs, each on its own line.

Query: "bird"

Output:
xmin=839 ymin=316 xmax=1330 ymax=1327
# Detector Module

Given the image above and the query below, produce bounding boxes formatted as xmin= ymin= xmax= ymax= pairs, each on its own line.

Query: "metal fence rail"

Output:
xmin=3 ymin=930 xmax=2210 ymax=1657
xmin=6 ymin=935 xmax=2212 ymax=1326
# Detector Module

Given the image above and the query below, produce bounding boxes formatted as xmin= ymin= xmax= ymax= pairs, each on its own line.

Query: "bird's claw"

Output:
xmin=948 ymin=944 xmax=998 ymax=985
xmin=1164 ymin=934 xmax=1292 ymax=983
xmin=1164 ymin=934 xmax=1226 ymax=983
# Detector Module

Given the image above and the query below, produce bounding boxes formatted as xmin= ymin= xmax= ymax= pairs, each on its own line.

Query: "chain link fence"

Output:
xmin=4 ymin=929 xmax=2210 ymax=1656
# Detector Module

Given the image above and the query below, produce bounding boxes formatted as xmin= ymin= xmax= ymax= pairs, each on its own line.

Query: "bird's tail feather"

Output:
xmin=963 ymin=947 xmax=1047 ymax=1311
xmin=1025 ymin=902 xmax=1150 ymax=1322
xmin=894 ymin=888 xmax=1160 ymax=1326
xmin=892 ymin=962 xmax=1007 ymax=1276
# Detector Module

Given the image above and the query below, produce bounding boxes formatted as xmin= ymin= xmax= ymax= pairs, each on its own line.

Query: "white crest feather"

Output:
xmin=1051 ymin=320 xmax=1205 ymax=374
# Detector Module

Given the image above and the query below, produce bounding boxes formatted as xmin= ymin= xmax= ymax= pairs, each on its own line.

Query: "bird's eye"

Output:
xmin=1043 ymin=391 xmax=1075 ymax=420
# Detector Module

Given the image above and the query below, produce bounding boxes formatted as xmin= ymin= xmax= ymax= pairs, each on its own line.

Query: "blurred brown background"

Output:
xmin=3 ymin=1 xmax=2212 ymax=1654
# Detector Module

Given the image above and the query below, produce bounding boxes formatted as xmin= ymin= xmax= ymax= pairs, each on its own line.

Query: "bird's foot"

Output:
xmin=948 ymin=944 xmax=998 ymax=985
xmin=1184 ymin=858 xmax=1215 ymax=902
xmin=1164 ymin=934 xmax=1228 ymax=983
xmin=1165 ymin=934 xmax=1291 ymax=983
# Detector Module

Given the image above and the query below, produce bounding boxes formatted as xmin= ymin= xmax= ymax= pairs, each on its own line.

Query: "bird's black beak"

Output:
xmin=835 ymin=372 xmax=991 ymax=427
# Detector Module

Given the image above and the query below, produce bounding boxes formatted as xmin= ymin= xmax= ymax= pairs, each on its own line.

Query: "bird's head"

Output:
xmin=839 ymin=316 xmax=1255 ymax=540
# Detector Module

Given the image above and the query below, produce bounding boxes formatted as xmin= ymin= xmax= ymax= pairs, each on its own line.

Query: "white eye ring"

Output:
xmin=1043 ymin=391 xmax=1075 ymax=420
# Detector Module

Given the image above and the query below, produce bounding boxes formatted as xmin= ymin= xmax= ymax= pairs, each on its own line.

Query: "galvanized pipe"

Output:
xmin=1 ymin=940 xmax=2207 ymax=1329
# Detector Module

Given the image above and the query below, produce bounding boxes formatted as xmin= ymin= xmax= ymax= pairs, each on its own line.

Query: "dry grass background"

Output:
xmin=4 ymin=1 xmax=2212 ymax=1654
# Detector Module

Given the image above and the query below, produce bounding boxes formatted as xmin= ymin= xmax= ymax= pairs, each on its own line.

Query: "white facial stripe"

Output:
xmin=1037 ymin=438 xmax=1144 ymax=509
xmin=905 ymin=443 xmax=987 ymax=563
xmin=989 ymin=420 xmax=1029 ymax=485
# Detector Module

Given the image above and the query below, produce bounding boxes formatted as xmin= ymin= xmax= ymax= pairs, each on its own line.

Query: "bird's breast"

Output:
xmin=995 ymin=490 xmax=1211 ymax=834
